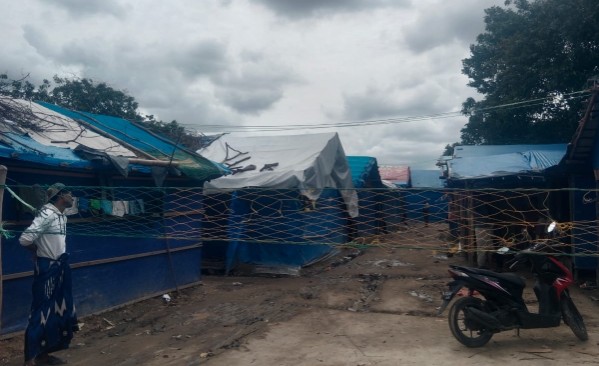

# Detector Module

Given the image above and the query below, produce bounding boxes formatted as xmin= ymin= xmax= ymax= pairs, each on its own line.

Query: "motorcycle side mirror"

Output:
xmin=497 ymin=247 xmax=511 ymax=254
xmin=547 ymin=221 xmax=557 ymax=233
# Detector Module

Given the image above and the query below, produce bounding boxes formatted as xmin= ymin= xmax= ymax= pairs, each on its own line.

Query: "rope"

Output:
xmin=4 ymin=185 xmax=36 ymax=212
xmin=2 ymin=185 xmax=598 ymax=259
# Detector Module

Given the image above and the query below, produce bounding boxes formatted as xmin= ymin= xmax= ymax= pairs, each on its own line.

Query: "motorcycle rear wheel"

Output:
xmin=561 ymin=296 xmax=588 ymax=341
xmin=448 ymin=296 xmax=493 ymax=347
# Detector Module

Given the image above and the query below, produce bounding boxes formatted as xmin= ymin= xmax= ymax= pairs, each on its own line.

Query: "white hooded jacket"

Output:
xmin=19 ymin=203 xmax=67 ymax=260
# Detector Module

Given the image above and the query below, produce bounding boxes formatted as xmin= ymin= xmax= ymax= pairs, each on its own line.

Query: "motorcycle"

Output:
xmin=437 ymin=222 xmax=588 ymax=347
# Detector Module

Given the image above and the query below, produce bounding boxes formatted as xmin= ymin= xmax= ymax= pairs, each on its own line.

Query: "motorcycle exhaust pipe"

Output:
xmin=465 ymin=307 xmax=501 ymax=331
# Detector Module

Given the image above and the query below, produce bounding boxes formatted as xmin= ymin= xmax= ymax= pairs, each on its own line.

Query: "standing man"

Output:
xmin=19 ymin=183 xmax=78 ymax=366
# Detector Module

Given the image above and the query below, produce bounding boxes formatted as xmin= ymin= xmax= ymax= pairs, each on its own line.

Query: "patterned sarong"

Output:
xmin=24 ymin=253 xmax=78 ymax=362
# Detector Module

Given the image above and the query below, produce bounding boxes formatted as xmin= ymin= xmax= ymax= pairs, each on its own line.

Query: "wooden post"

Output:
xmin=596 ymin=180 xmax=599 ymax=288
xmin=466 ymin=190 xmax=475 ymax=266
xmin=0 ymin=165 xmax=7 ymax=333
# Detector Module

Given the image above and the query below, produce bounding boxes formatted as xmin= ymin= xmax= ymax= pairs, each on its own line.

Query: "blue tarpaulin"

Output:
xmin=448 ymin=144 xmax=568 ymax=180
xmin=347 ymin=156 xmax=388 ymax=237
xmin=38 ymin=101 xmax=224 ymax=181
xmin=0 ymin=99 xmax=215 ymax=335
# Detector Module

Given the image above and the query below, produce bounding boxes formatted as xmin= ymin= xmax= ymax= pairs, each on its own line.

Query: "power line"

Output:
xmin=181 ymin=90 xmax=592 ymax=134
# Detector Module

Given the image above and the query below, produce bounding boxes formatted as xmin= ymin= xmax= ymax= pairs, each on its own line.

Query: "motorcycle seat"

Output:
xmin=451 ymin=265 xmax=526 ymax=288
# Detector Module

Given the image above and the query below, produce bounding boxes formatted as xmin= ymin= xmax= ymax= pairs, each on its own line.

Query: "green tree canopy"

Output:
xmin=50 ymin=76 xmax=139 ymax=121
xmin=460 ymin=0 xmax=599 ymax=145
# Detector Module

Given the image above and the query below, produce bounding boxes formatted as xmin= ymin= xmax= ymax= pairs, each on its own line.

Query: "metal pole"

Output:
xmin=0 ymin=165 xmax=7 ymax=333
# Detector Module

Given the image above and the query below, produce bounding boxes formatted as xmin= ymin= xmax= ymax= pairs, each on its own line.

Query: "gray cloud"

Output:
xmin=341 ymin=87 xmax=444 ymax=121
xmin=23 ymin=25 xmax=107 ymax=71
xmin=215 ymin=88 xmax=284 ymax=114
xmin=403 ymin=0 xmax=502 ymax=54
xmin=251 ymin=0 xmax=408 ymax=19
xmin=22 ymin=25 xmax=54 ymax=59
xmin=342 ymin=90 xmax=402 ymax=121
xmin=58 ymin=43 xmax=107 ymax=71
xmin=173 ymin=40 xmax=230 ymax=79
xmin=53 ymin=0 xmax=127 ymax=18
xmin=340 ymin=126 xmax=454 ymax=169
xmin=0 ymin=0 xmax=503 ymax=168
xmin=213 ymin=59 xmax=299 ymax=114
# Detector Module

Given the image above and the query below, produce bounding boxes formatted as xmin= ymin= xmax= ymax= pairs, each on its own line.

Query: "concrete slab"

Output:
xmin=200 ymin=309 xmax=599 ymax=366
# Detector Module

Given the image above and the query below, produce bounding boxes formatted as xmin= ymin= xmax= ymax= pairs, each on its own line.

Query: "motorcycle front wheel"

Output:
xmin=448 ymin=297 xmax=493 ymax=347
xmin=561 ymin=295 xmax=588 ymax=341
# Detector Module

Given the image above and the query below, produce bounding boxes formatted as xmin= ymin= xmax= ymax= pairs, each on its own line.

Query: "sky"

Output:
xmin=1 ymin=0 xmax=506 ymax=169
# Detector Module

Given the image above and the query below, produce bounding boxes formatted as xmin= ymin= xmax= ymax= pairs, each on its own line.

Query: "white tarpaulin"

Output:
xmin=198 ymin=132 xmax=359 ymax=217
xmin=3 ymin=99 xmax=136 ymax=157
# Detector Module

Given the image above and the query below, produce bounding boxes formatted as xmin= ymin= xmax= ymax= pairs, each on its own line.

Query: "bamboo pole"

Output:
xmin=0 ymin=165 xmax=7 ymax=333
xmin=127 ymin=158 xmax=179 ymax=167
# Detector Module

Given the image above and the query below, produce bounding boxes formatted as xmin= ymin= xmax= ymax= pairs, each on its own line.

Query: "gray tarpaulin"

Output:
xmin=198 ymin=132 xmax=359 ymax=217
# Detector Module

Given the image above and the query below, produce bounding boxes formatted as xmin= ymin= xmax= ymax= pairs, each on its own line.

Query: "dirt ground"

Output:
xmin=2 ymin=222 xmax=599 ymax=365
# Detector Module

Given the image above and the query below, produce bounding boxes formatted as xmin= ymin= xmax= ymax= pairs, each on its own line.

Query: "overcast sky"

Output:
xmin=2 ymin=0 xmax=505 ymax=169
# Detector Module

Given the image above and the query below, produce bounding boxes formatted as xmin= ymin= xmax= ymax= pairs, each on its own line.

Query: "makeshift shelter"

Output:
xmin=377 ymin=165 xmax=411 ymax=228
xmin=198 ymin=132 xmax=357 ymax=275
xmin=560 ymin=83 xmax=599 ymax=279
xmin=347 ymin=156 xmax=387 ymax=238
xmin=0 ymin=98 xmax=222 ymax=335
xmin=445 ymin=144 xmax=567 ymax=185
xmin=440 ymin=143 xmax=568 ymax=267
xmin=378 ymin=165 xmax=411 ymax=188
xmin=407 ymin=169 xmax=446 ymax=224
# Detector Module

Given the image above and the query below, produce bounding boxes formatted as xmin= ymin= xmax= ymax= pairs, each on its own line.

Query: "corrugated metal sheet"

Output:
xmin=454 ymin=144 xmax=567 ymax=158
xmin=448 ymin=144 xmax=567 ymax=180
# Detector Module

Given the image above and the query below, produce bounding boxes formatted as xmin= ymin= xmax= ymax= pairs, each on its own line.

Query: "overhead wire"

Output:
xmin=180 ymin=89 xmax=592 ymax=134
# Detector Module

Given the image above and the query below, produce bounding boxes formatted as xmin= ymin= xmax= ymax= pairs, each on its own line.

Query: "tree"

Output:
xmin=0 ymin=74 xmax=208 ymax=150
xmin=0 ymin=73 xmax=52 ymax=101
xmin=142 ymin=115 xmax=212 ymax=151
xmin=460 ymin=0 xmax=599 ymax=145
xmin=1 ymin=74 xmax=139 ymax=120
xmin=51 ymin=76 xmax=139 ymax=121
xmin=442 ymin=143 xmax=459 ymax=156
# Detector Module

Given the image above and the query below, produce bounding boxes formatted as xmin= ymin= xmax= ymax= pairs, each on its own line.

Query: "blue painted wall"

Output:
xmin=1 ymin=164 xmax=203 ymax=335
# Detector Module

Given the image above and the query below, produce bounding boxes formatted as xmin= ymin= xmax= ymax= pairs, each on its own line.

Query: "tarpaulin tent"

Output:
xmin=439 ymin=143 xmax=568 ymax=267
xmin=198 ymin=132 xmax=357 ymax=274
xmin=377 ymin=165 xmax=411 ymax=227
xmin=0 ymin=99 xmax=222 ymax=335
xmin=378 ymin=165 xmax=411 ymax=188
xmin=446 ymin=144 xmax=567 ymax=184
xmin=347 ymin=156 xmax=387 ymax=238
xmin=407 ymin=169 xmax=446 ymax=224
xmin=560 ymin=87 xmax=599 ymax=276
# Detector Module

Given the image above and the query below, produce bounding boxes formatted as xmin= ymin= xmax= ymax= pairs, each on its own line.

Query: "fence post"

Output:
xmin=0 ymin=165 xmax=7 ymax=333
